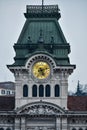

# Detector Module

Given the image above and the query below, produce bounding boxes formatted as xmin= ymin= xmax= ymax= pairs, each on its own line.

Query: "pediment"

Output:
xmin=16 ymin=101 xmax=65 ymax=116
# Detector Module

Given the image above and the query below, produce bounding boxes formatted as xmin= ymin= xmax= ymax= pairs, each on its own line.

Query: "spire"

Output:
xmin=42 ymin=0 xmax=44 ymax=6
xmin=42 ymin=0 xmax=44 ymax=12
xmin=77 ymin=80 xmax=80 ymax=92
xmin=75 ymin=81 xmax=82 ymax=96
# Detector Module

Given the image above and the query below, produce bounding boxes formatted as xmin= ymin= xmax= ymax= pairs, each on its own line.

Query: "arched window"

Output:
xmin=6 ymin=128 xmax=11 ymax=130
xmin=39 ymin=85 xmax=44 ymax=97
xmin=72 ymin=128 xmax=76 ymax=130
xmin=23 ymin=85 xmax=28 ymax=97
xmin=72 ymin=119 xmax=76 ymax=124
xmin=55 ymin=84 xmax=60 ymax=97
xmin=0 ymin=128 xmax=4 ymax=130
xmin=79 ymin=128 xmax=83 ymax=130
xmin=32 ymin=85 xmax=37 ymax=97
xmin=45 ymin=85 xmax=50 ymax=97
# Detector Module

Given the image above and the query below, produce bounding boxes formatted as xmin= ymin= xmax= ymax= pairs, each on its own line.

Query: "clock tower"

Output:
xmin=7 ymin=3 xmax=75 ymax=111
xmin=0 ymin=2 xmax=85 ymax=130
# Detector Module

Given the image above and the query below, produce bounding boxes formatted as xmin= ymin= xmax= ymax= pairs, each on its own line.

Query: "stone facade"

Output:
xmin=14 ymin=54 xmax=72 ymax=109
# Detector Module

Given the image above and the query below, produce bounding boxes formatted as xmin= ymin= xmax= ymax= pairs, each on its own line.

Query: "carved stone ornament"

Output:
xmin=25 ymin=54 xmax=56 ymax=70
xmin=16 ymin=101 xmax=65 ymax=115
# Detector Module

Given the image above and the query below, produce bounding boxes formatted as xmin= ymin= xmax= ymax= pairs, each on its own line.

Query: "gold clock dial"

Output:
xmin=32 ymin=61 xmax=50 ymax=79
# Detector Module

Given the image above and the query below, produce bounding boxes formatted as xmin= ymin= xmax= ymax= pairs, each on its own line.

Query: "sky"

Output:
xmin=0 ymin=0 xmax=87 ymax=92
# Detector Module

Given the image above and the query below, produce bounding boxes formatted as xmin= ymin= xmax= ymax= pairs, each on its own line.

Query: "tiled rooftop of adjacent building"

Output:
xmin=0 ymin=96 xmax=87 ymax=111
xmin=0 ymin=81 xmax=15 ymax=90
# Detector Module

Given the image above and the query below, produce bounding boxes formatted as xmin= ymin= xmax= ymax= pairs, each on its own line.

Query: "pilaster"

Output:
xmin=59 ymin=70 xmax=69 ymax=109
xmin=21 ymin=117 xmax=26 ymax=130
xmin=61 ymin=117 xmax=67 ymax=130
xmin=14 ymin=117 xmax=21 ymax=130
xmin=56 ymin=117 xmax=61 ymax=130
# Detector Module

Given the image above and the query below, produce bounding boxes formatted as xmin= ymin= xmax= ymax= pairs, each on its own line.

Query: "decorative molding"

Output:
xmin=25 ymin=54 xmax=56 ymax=83
xmin=25 ymin=54 xmax=56 ymax=69
xmin=16 ymin=101 xmax=65 ymax=115
xmin=0 ymin=117 xmax=14 ymax=124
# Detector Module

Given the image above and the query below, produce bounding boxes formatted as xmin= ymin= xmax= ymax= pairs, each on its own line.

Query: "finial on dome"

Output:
xmin=51 ymin=36 xmax=54 ymax=43
xmin=27 ymin=36 xmax=32 ymax=43
xmin=38 ymin=29 xmax=44 ymax=43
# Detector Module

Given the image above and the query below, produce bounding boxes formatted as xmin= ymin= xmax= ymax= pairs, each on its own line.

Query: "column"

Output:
xmin=21 ymin=117 xmax=26 ymax=130
xmin=61 ymin=118 xmax=67 ymax=130
xmin=56 ymin=117 xmax=61 ymax=130
xmin=29 ymin=82 xmax=32 ymax=97
xmin=60 ymin=71 xmax=68 ymax=109
xmin=14 ymin=117 xmax=21 ymax=130
xmin=51 ymin=83 xmax=54 ymax=97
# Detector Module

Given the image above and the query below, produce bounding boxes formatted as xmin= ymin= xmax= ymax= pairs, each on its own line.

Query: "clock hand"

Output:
xmin=38 ymin=68 xmax=45 ymax=76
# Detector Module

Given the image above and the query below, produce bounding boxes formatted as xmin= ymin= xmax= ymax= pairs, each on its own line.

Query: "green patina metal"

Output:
xmin=17 ymin=18 xmax=67 ymax=44
xmin=7 ymin=4 xmax=73 ymax=67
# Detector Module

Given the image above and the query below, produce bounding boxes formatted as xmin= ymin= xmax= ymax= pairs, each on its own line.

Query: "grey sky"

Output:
xmin=0 ymin=0 xmax=87 ymax=91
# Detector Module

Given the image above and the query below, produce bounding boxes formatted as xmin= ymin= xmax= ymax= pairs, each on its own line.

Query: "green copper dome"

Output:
xmin=8 ymin=4 xmax=74 ymax=68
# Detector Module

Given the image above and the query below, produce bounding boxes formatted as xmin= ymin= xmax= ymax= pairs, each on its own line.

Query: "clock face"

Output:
xmin=32 ymin=61 xmax=50 ymax=79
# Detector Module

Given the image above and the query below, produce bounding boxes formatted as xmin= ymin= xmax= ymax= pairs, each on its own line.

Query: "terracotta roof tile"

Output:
xmin=0 ymin=96 xmax=87 ymax=111
xmin=0 ymin=96 xmax=15 ymax=111
xmin=0 ymin=82 xmax=15 ymax=90
xmin=68 ymin=96 xmax=87 ymax=111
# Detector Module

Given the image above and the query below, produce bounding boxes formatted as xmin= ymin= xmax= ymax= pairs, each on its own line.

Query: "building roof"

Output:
xmin=0 ymin=96 xmax=15 ymax=111
xmin=0 ymin=96 xmax=87 ymax=111
xmin=7 ymin=4 xmax=73 ymax=69
xmin=0 ymin=81 xmax=15 ymax=90
xmin=68 ymin=96 xmax=87 ymax=111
